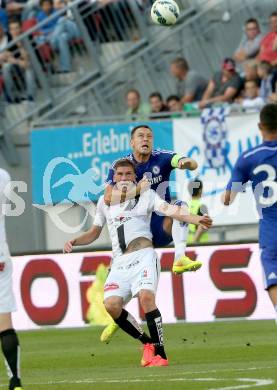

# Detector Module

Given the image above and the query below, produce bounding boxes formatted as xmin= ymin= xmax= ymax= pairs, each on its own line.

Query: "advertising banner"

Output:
xmin=31 ymin=121 xmax=174 ymax=205
xmin=11 ymin=244 xmax=274 ymax=331
xmin=173 ymin=111 xmax=262 ymax=225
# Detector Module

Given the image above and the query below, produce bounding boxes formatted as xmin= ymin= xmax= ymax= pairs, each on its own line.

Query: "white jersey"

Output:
xmin=94 ymin=189 xmax=166 ymax=260
xmin=0 ymin=168 xmax=16 ymax=313
xmin=0 ymin=169 xmax=11 ymax=256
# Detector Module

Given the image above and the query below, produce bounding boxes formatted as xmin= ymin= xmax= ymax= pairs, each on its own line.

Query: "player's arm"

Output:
xmin=171 ymin=154 xmax=198 ymax=171
xmin=63 ymin=225 xmax=103 ymax=253
xmin=221 ymin=189 xmax=239 ymax=205
xmin=221 ymin=155 xmax=249 ymax=206
xmin=63 ymin=197 xmax=106 ymax=253
xmin=193 ymin=204 xmax=209 ymax=242
xmin=152 ymin=194 xmax=212 ymax=230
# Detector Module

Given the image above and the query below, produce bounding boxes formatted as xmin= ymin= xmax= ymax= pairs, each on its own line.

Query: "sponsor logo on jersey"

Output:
xmin=0 ymin=262 xmax=5 ymax=272
xmin=126 ymin=259 xmax=140 ymax=269
xmin=104 ymin=283 xmax=120 ymax=292
xmin=152 ymin=166 xmax=160 ymax=175
xmin=142 ymin=269 xmax=148 ymax=278
xmin=148 ymin=174 xmax=163 ymax=185
xmin=114 ymin=216 xmax=132 ymax=224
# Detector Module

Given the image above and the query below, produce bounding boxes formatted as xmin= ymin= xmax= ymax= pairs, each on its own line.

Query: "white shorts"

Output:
xmin=104 ymin=247 xmax=160 ymax=303
xmin=0 ymin=256 xmax=16 ymax=314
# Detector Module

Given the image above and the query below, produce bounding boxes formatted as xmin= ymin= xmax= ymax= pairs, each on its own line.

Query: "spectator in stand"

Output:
xmin=0 ymin=22 xmax=10 ymax=51
xmin=125 ymin=89 xmax=151 ymax=119
xmin=36 ymin=0 xmax=80 ymax=72
xmin=258 ymin=12 xmax=277 ymax=67
xmin=257 ymin=61 xmax=277 ymax=103
xmin=234 ymin=18 xmax=263 ymax=65
xmin=170 ymin=57 xmax=207 ymax=104
xmin=0 ymin=6 xmax=8 ymax=31
xmin=243 ymin=60 xmax=261 ymax=85
xmin=149 ymin=92 xmax=169 ymax=119
xmin=237 ymin=80 xmax=264 ymax=111
xmin=199 ymin=58 xmax=243 ymax=109
xmin=166 ymin=95 xmax=182 ymax=113
xmin=2 ymin=18 xmax=35 ymax=102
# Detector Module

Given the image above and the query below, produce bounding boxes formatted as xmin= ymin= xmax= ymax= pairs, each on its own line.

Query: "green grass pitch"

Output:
xmin=1 ymin=320 xmax=277 ymax=389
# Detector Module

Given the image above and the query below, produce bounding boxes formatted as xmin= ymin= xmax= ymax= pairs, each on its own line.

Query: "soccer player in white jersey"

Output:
xmin=0 ymin=169 xmax=23 ymax=390
xmin=64 ymin=159 xmax=212 ymax=367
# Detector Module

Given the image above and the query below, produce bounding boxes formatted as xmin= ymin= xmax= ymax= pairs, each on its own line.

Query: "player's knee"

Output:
xmin=139 ymin=291 xmax=156 ymax=312
xmin=104 ymin=298 xmax=122 ymax=319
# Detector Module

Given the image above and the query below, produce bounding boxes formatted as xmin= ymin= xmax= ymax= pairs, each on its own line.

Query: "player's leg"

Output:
xmin=103 ymin=265 xmax=152 ymax=346
xmin=133 ymin=248 xmax=168 ymax=367
xmin=0 ymin=314 xmax=23 ymax=390
xmin=262 ymin=249 xmax=277 ymax=322
xmin=151 ymin=207 xmax=202 ymax=274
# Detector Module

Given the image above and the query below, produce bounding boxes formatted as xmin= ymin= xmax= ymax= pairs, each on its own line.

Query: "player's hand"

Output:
xmin=63 ymin=239 xmax=75 ymax=253
xmin=137 ymin=176 xmax=150 ymax=194
xmin=198 ymin=214 xmax=213 ymax=230
xmin=178 ymin=157 xmax=198 ymax=171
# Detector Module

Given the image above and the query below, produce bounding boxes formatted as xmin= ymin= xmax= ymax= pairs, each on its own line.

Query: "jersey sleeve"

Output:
xmin=145 ymin=190 xmax=167 ymax=213
xmin=105 ymin=166 xmax=115 ymax=185
xmin=159 ymin=150 xmax=177 ymax=171
xmin=93 ymin=196 xmax=106 ymax=227
xmin=226 ymin=154 xmax=249 ymax=192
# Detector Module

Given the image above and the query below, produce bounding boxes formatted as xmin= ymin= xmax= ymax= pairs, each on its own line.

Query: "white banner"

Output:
xmin=11 ymin=244 xmax=274 ymax=330
xmin=173 ymin=113 xmax=262 ymax=225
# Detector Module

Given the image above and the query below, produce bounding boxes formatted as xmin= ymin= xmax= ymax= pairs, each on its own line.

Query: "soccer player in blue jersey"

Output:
xmin=222 ymin=103 xmax=277 ymax=318
xmin=100 ymin=124 xmax=202 ymax=342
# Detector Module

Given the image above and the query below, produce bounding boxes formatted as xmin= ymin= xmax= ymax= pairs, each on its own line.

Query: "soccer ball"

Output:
xmin=151 ymin=0 xmax=180 ymax=26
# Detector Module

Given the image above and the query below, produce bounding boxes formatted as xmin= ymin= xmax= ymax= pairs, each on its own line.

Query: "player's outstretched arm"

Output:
xmin=63 ymin=225 xmax=103 ymax=253
xmin=158 ymin=202 xmax=212 ymax=229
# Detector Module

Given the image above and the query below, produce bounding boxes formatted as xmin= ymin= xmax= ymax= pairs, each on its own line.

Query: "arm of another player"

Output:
xmin=193 ymin=204 xmax=209 ymax=242
xmin=171 ymin=154 xmax=198 ymax=171
xmin=221 ymin=154 xmax=249 ymax=206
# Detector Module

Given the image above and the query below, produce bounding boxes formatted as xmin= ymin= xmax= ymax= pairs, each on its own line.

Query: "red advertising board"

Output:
xmin=11 ymin=244 xmax=274 ymax=330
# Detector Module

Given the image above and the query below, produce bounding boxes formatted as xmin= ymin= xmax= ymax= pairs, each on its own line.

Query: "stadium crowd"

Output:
xmin=0 ymin=0 xmax=154 ymax=102
xmin=0 ymin=1 xmax=277 ymax=113
xmin=125 ymin=12 xmax=277 ymax=118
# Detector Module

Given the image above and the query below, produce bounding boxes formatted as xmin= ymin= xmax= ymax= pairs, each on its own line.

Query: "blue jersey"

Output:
xmin=106 ymin=149 xmax=176 ymax=202
xmin=226 ymin=140 xmax=277 ymax=249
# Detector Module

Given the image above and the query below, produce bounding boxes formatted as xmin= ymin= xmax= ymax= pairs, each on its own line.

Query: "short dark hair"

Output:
xmin=40 ymin=0 xmax=53 ymax=6
xmin=245 ymin=79 xmax=259 ymax=87
xmin=188 ymin=179 xmax=203 ymax=197
xmin=260 ymin=103 xmax=277 ymax=132
xmin=125 ymin=89 xmax=140 ymax=99
xmin=171 ymin=57 xmax=189 ymax=71
xmin=258 ymin=60 xmax=272 ymax=73
xmin=149 ymin=92 xmax=163 ymax=101
xmin=114 ymin=158 xmax=136 ymax=172
xmin=166 ymin=95 xmax=180 ymax=104
xmin=245 ymin=18 xmax=259 ymax=26
xmin=270 ymin=11 xmax=277 ymax=18
xmin=130 ymin=124 xmax=152 ymax=138
xmin=8 ymin=17 xmax=21 ymax=26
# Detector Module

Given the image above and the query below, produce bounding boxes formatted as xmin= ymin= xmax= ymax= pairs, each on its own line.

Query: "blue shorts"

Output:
xmin=261 ymin=248 xmax=277 ymax=289
xmin=150 ymin=213 xmax=172 ymax=247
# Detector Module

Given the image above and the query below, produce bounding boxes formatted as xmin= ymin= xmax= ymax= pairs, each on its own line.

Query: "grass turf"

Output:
xmin=0 ymin=320 xmax=277 ymax=389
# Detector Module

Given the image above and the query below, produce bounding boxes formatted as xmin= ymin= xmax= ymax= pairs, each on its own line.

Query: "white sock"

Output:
xmin=172 ymin=219 xmax=188 ymax=260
